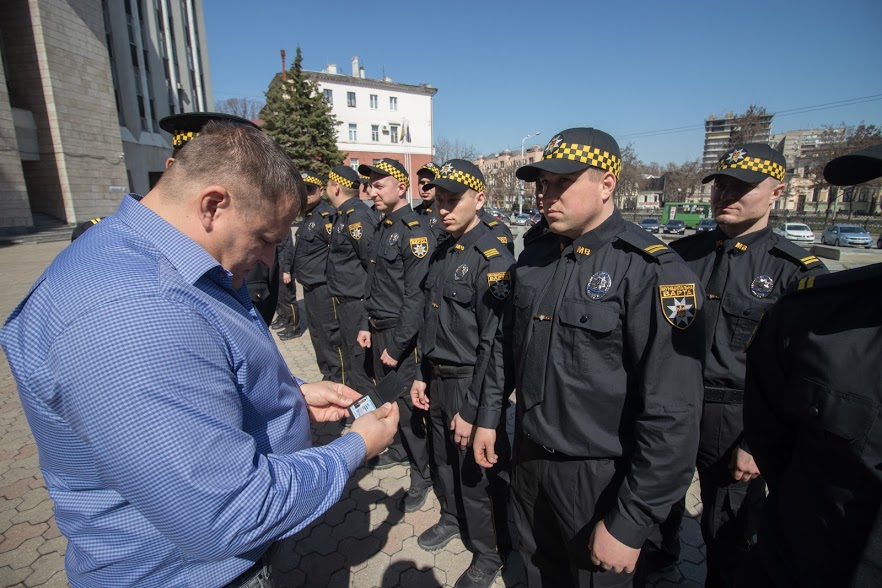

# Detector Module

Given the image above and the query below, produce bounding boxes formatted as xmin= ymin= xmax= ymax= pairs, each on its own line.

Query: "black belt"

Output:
xmin=222 ymin=557 xmax=266 ymax=588
xmin=704 ymin=386 xmax=744 ymax=403
xmin=301 ymin=282 xmax=326 ymax=293
xmin=429 ymin=361 xmax=473 ymax=379
xmin=522 ymin=434 xmax=586 ymax=462
xmin=369 ymin=317 xmax=397 ymax=330
xmin=333 ymin=295 xmax=361 ymax=303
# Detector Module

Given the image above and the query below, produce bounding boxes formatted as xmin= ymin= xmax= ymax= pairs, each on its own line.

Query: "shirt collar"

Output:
xmin=116 ymin=193 xmax=230 ymax=286
xmin=453 ymin=220 xmax=488 ymax=252
xmin=713 ymin=226 xmax=772 ymax=255
xmin=338 ymin=196 xmax=362 ymax=213
xmin=571 ymin=209 xmax=627 ymax=263
xmin=382 ymin=204 xmax=413 ymax=226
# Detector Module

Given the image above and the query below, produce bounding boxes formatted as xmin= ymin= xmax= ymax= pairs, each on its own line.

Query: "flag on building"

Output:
xmin=405 ymin=125 xmax=411 ymax=143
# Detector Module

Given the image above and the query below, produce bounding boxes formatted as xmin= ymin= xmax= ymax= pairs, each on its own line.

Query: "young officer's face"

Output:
xmin=435 ymin=187 xmax=483 ymax=237
xmin=711 ymin=175 xmax=781 ymax=232
xmin=370 ymin=173 xmax=406 ymax=213
xmin=418 ymin=176 xmax=435 ymax=202
xmin=538 ymin=168 xmax=608 ymax=238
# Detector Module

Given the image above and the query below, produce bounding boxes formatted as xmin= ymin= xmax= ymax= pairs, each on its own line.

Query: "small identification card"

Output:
xmin=349 ymin=395 xmax=378 ymax=419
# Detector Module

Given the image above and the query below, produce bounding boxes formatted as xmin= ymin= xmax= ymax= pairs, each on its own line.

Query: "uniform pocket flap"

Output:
xmin=721 ymin=295 xmax=769 ymax=321
xmin=443 ymin=282 xmax=474 ymax=304
xmin=558 ymin=301 xmax=618 ymax=333
xmin=803 ymin=379 xmax=879 ymax=442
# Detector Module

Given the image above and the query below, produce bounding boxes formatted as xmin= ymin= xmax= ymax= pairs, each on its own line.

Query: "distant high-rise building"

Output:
xmin=0 ymin=0 xmax=212 ymax=237
xmin=701 ymin=111 xmax=774 ymax=172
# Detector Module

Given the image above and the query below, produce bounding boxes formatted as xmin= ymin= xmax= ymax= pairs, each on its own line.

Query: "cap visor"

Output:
xmin=424 ymin=178 xmax=472 ymax=193
xmin=516 ymin=158 xmax=591 ymax=181
xmin=823 ymin=151 xmax=882 ymax=186
xmin=701 ymin=168 xmax=770 ymax=185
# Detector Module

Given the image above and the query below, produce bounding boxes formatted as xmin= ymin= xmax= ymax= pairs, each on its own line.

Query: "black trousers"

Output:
xmin=369 ymin=324 xmax=431 ymax=491
xmin=302 ymin=283 xmax=342 ymax=382
xmin=275 ymin=278 xmax=298 ymax=328
xmin=696 ymin=401 xmax=765 ymax=588
xmin=427 ymin=364 xmax=510 ymax=571
xmin=512 ymin=436 xmax=634 ymax=588
xmin=333 ymin=297 xmax=374 ymax=395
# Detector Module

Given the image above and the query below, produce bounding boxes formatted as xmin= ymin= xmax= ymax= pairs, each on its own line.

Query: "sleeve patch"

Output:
xmin=488 ymin=272 xmax=511 ymax=300
xmin=659 ymin=284 xmax=697 ymax=330
xmin=410 ymin=237 xmax=429 ymax=258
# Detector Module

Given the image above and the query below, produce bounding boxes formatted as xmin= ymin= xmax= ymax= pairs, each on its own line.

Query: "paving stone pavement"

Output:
xmin=0 ymin=240 xmax=711 ymax=587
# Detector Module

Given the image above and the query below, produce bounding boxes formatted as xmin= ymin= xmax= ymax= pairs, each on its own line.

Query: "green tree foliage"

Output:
xmin=259 ymin=47 xmax=344 ymax=175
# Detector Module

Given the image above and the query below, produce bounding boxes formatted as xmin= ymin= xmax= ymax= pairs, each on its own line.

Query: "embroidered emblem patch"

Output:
xmin=325 ymin=223 xmax=332 ymax=235
xmin=348 ymin=222 xmax=363 ymax=240
xmin=659 ymin=284 xmax=697 ymax=330
xmin=586 ymin=271 xmax=612 ymax=300
xmin=454 ymin=264 xmax=469 ymax=280
xmin=544 ymin=134 xmax=563 ymax=156
xmin=410 ymin=237 xmax=429 ymax=258
xmin=441 ymin=163 xmax=455 ymax=175
xmin=726 ymin=148 xmax=747 ymax=163
xmin=750 ymin=275 xmax=774 ymax=298
xmin=308 ymin=221 xmax=316 ymax=231
xmin=488 ymin=272 xmax=511 ymax=300
xmin=388 ymin=233 xmax=400 ymax=246
xmin=498 ymin=236 xmax=508 ymax=245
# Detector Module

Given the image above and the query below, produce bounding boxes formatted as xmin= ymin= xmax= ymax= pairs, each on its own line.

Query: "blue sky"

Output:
xmin=205 ymin=0 xmax=882 ymax=165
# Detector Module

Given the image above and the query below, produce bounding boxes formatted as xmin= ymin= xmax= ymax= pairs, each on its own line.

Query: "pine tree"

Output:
xmin=259 ymin=47 xmax=344 ymax=175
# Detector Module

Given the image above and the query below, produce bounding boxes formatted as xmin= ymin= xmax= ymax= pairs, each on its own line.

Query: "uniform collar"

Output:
xmin=453 ymin=220 xmax=488 ymax=252
xmin=338 ymin=196 xmax=362 ymax=214
xmin=382 ymin=203 xmax=413 ymax=227
xmin=571 ymin=209 xmax=627 ymax=263
xmin=713 ymin=226 xmax=772 ymax=255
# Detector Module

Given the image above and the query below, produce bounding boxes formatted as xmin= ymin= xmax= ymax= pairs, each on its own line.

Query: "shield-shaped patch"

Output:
xmin=410 ymin=237 xmax=429 ymax=258
xmin=348 ymin=222 xmax=363 ymax=240
xmin=488 ymin=272 xmax=512 ymax=300
xmin=325 ymin=223 xmax=332 ymax=235
xmin=658 ymin=283 xmax=697 ymax=330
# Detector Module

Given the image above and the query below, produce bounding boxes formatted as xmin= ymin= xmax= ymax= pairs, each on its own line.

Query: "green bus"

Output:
xmin=662 ymin=202 xmax=712 ymax=228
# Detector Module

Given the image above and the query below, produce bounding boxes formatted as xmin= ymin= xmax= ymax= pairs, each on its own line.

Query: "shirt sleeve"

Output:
xmin=603 ymin=260 xmax=704 ymax=548
xmin=388 ymin=229 xmax=431 ymax=361
xmin=49 ymin=297 xmax=365 ymax=561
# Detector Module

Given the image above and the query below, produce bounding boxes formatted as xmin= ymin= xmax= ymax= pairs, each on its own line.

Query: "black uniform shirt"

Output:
xmin=744 ymin=263 xmax=882 ymax=588
xmin=364 ymin=205 xmax=432 ymax=361
xmin=294 ymin=200 xmax=334 ymax=287
xmin=276 ymin=229 xmax=294 ymax=274
xmin=327 ymin=196 xmax=377 ymax=299
xmin=479 ymin=208 xmax=515 ymax=254
xmin=419 ymin=222 xmax=515 ymax=428
xmin=496 ymin=209 xmax=704 ymax=547
xmin=413 ymin=200 xmax=447 ymax=248
xmin=672 ymin=227 xmax=827 ymax=391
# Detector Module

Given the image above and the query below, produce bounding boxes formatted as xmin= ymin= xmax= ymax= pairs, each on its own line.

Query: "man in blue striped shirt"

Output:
xmin=0 ymin=121 xmax=398 ymax=587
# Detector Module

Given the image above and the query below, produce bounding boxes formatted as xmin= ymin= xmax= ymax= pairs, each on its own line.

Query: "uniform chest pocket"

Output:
xmin=797 ymin=379 xmax=879 ymax=466
xmin=442 ymin=282 xmax=475 ymax=327
xmin=557 ymin=300 xmax=620 ymax=373
xmin=380 ymin=245 xmax=400 ymax=263
xmin=301 ymin=231 xmax=326 ymax=252
xmin=722 ymin=295 xmax=772 ymax=351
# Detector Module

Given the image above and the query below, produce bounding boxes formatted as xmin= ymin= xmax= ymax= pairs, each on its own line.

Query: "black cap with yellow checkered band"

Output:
xmin=300 ymin=170 xmax=326 ymax=188
xmin=328 ymin=165 xmax=361 ymax=190
xmin=358 ymin=158 xmax=409 ymax=188
xmin=516 ymin=127 xmax=622 ymax=182
xmin=158 ymin=112 xmax=258 ymax=149
xmin=417 ymin=162 xmax=441 ymax=181
xmin=425 ymin=159 xmax=486 ymax=194
xmin=702 ymin=143 xmax=786 ymax=185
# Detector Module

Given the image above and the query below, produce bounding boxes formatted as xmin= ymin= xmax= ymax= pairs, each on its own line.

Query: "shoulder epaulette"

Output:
xmin=345 ymin=208 xmax=355 ymax=215
xmin=772 ymin=237 xmax=824 ymax=269
xmin=320 ymin=211 xmax=330 ymax=217
xmin=481 ymin=248 xmax=501 ymax=260
xmin=407 ymin=220 xmax=420 ymax=228
xmin=788 ymin=263 xmax=882 ymax=295
xmin=486 ymin=220 xmax=499 ymax=227
xmin=617 ymin=227 xmax=675 ymax=263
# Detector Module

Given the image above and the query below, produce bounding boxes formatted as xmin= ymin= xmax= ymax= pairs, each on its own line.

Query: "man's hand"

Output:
xmin=410 ymin=380 xmax=429 ymax=410
xmin=380 ymin=349 xmax=398 ymax=368
xmin=588 ymin=520 xmax=640 ymax=574
xmin=450 ymin=413 xmax=475 ymax=450
xmin=730 ymin=447 xmax=761 ymax=482
xmin=473 ymin=427 xmax=497 ymax=468
xmin=282 ymin=272 xmax=292 ymax=285
xmin=350 ymin=402 xmax=399 ymax=460
xmin=299 ymin=381 xmax=361 ymax=422
xmin=357 ymin=330 xmax=371 ymax=348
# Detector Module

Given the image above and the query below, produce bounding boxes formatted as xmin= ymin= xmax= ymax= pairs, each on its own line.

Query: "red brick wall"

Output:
xmin=345 ymin=151 xmax=434 ymax=199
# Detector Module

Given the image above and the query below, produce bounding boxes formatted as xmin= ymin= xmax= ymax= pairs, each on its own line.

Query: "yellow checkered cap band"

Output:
xmin=173 ymin=131 xmax=197 ymax=148
xmin=374 ymin=161 xmax=409 ymax=187
xmin=440 ymin=169 xmax=486 ymax=193
xmin=329 ymin=171 xmax=355 ymax=189
xmin=718 ymin=156 xmax=785 ymax=182
xmin=302 ymin=175 xmax=324 ymax=187
xmin=544 ymin=142 xmax=622 ymax=179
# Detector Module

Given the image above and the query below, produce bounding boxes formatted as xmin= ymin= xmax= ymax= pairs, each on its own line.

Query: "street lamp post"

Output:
xmin=519 ymin=131 xmax=541 ymax=214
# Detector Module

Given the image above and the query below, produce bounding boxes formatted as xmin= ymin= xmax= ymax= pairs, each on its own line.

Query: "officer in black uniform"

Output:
xmin=71 ymin=217 xmax=104 ymax=241
xmin=489 ymin=127 xmax=703 ymax=587
xmin=669 ymin=143 xmax=827 ymax=587
xmin=274 ymin=220 xmax=299 ymax=339
xmin=478 ymin=208 xmax=515 ymax=254
xmin=409 ymin=160 xmax=514 ymax=588
xmin=326 ymin=165 xmax=377 ymax=394
xmin=358 ymin=158 xmax=434 ymax=512
xmin=413 ymin=162 xmax=446 ymax=246
xmin=158 ymin=112 xmax=286 ymax=327
xmin=289 ymin=171 xmax=341 ymax=379
xmin=744 ymin=143 xmax=882 ymax=588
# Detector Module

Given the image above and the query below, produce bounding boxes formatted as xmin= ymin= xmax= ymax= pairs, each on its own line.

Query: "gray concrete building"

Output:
xmin=0 ymin=0 xmax=212 ymax=237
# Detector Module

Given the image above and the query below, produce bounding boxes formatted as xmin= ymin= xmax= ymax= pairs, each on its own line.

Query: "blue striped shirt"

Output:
xmin=0 ymin=194 xmax=365 ymax=587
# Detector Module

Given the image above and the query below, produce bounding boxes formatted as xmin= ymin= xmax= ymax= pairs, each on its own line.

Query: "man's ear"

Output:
xmin=475 ymin=190 xmax=486 ymax=211
xmin=165 ymin=157 xmax=175 ymax=169
xmin=198 ymin=185 xmax=231 ymax=231
xmin=600 ymin=171 xmax=617 ymax=203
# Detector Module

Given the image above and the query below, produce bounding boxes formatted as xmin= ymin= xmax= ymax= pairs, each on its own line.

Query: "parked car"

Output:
xmin=695 ymin=219 xmax=717 ymax=233
xmin=638 ymin=218 xmax=660 ymax=233
xmin=820 ymin=224 xmax=873 ymax=248
xmin=773 ymin=223 xmax=815 ymax=244
xmin=878 ymin=233 xmax=882 ymax=249
xmin=663 ymin=219 xmax=686 ymax=234
xmin=486 ymin=208 xmax=508 ymax=224
xmin=529 ymin=213 xmax=542 ymax=226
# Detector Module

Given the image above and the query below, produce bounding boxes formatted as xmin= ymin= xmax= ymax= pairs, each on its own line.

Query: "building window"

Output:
xmin=389 ymin=96 xmax=397 ymax=111
xmin=390 ymin=124 xmax=399 ymax=144
xmin=350 ymin=158 xmax=359 ymax=170
xmin=370 ymin=94 xmax=378 ymax=109
xmin=347 ymin=91 xmax=356 ymax=107
xmin=324 ymin=89 xmax=333 ymax=105
xmin=348 ymin=124 xmax=357 ymax=141
xmin=371 ymin=125 xmax=379 ymax=142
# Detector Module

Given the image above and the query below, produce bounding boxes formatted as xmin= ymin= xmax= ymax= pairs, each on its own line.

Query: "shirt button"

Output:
xmin=743 ymin=309 xmax=751 ymax=316
xmin=580 ymin=316 xmax=588 ymax=323
xmin=807 ymin=405 xmax=819 ymax=417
